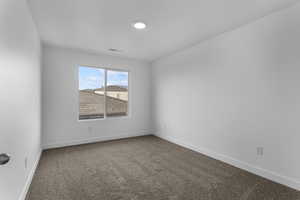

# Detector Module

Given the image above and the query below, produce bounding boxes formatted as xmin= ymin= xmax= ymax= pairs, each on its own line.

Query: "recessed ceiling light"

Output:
xmin=132 ymin=22 xmax=146 ymax=30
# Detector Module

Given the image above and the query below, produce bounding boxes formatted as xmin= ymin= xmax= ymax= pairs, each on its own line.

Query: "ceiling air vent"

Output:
xmin=108 ymin=48 xmax=122 ymax=52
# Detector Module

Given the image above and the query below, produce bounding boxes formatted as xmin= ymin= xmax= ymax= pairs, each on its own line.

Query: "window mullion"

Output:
xmin=104 ymin=69 xmax=107 ymax=118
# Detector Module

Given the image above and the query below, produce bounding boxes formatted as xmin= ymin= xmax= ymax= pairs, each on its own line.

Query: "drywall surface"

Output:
xmin=152 ymin=3 xmax=300 ymax=190
xmin=42 ymin=45 xmax=152 ymax=148
xmin=0 ymin=1 xmax=41 ymax=200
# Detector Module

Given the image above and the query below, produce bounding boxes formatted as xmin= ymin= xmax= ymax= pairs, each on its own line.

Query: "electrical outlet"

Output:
xmin=257 ymin=147 xmax=264 ymax=156
xmin=25 ymin=157 xmax=28 ymax=169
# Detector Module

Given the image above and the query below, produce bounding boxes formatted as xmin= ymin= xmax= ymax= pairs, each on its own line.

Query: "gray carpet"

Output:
xmin=26 ymin=136 xmax=300 ymax=200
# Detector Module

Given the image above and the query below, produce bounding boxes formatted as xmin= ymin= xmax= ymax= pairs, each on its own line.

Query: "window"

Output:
xmin=79 ymin=66 xmax=129 ymax=120
xmin=106 ymin=70 xmax=129 ymax=117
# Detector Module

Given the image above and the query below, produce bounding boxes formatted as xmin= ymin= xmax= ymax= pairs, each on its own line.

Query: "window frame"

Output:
xmin=77 ymin=65 xmax=130 ymax=121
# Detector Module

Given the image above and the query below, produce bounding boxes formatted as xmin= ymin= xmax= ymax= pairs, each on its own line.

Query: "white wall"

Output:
xmin=0 ymin=1 xmax=41 ymax=200
xmin=42 ymin=45 xmax=152 ymax=148
xmin=152 ymin=3 xmax=300 ymax=190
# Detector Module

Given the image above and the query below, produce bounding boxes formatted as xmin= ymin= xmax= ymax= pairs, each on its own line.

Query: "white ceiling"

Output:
xmin=28 ymin=0 xmax=299 ymax=61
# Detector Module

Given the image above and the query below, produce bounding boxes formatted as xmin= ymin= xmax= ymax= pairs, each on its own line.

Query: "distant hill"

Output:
xmin=81 ymin=85 xmax=128 ymax=92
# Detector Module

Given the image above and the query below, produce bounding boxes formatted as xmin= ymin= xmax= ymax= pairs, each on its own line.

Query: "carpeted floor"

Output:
xmin=26 ymin=135 xmax=300 ymax=200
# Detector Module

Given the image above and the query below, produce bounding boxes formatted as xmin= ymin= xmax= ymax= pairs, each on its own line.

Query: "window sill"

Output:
xmin=77 ymin=115 xmax=130 ymax=122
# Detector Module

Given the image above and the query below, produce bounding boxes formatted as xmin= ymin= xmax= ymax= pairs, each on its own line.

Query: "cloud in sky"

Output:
xmin=87 ymin=76 xmax=98 ymax=81
xmin=79 ymin=66 xmax=104 ymax=90
xmin=79 ymin=66 xmax=128 ymax=90
xmin=107 ymin=70 xmax=128 ymax=86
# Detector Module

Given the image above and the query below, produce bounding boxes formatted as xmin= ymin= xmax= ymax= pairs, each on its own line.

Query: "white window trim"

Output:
xmin=77 ymin=65 xmax=131 ymax=122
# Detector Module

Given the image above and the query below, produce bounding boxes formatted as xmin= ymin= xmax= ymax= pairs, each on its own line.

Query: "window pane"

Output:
xmin=106 ymin=70 xmax=128 ymax=117
xmin=79 ymin=66 xmax=105 ymax=120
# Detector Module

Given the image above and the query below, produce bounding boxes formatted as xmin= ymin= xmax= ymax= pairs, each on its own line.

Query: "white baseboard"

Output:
xmin=43 ymin=130 xmax=153 ymax=150
xmin=155 ymin=133 xmax=300 ymax=191
xmin=18 ymin=150 xmax=42 ymax=200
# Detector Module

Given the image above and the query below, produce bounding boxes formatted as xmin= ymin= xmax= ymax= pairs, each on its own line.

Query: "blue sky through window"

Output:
xmin=79 ymin=66 xmax=128 ymax=90
xmin=79 ymin=66 xmax=104 ymax=90
xmin=107 ymin=70 xmax=128 ymax=87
